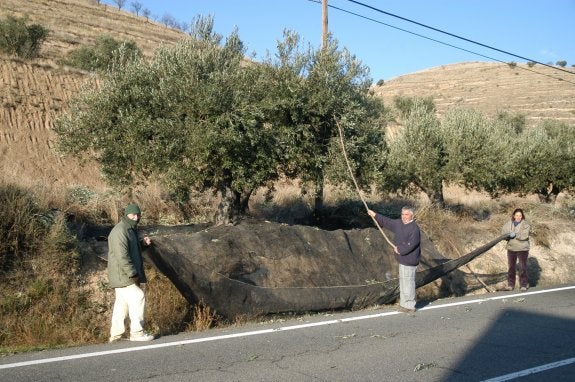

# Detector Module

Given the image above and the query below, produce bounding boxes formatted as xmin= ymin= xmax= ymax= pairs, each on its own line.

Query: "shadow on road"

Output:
xmin=443 ymin=308 xmax=575 ymax=381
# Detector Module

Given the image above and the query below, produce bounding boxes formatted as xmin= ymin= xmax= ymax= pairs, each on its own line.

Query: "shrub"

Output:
xmin=62 ymin=35 xmax=141 ymax=71
xmin=0 ymin=183 xmax=94 ymax=352
xmin=0 ymin=16 xmax=49 ymax=58
xmin=0 ymin=183 xmax=52 ymax=271
xmin=0 ymin=183 xmax=219 ymax=353
xmin=393 ymin=95 xmax=435 ymax=121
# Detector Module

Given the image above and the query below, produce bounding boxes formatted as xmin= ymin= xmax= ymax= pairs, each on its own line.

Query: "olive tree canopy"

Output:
xmin=379 ymin=98 xmax=514 ymax=205
xmin=55 ymin=21 xmax=388 ymax=224
xmin=267 ymin=32 xmax=388 ymax=216
xmin=56 ymin=17 xmax=283 ymax=224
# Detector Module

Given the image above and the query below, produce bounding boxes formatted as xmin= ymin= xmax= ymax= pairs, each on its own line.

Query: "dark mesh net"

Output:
xmin=142 ymin=221 xmax=507 ymax=318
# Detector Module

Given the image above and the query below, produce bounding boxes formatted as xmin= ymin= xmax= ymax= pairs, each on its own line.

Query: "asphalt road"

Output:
xmin=2 ymin=285 xmax=574 ymax=382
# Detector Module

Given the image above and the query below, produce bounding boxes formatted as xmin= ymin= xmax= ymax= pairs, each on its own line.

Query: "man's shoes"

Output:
xmin=109 ymin=335 xmax=122 ymax=343
xmin=129 ymin=332 xmax=154 ymax=342
xmin=497 ymin=286 xmax=513 ymax=291
xmin=520 ymin=286 xmax=528 ymax=291
xmin=398 ymin=306 xmax=416 ymax=313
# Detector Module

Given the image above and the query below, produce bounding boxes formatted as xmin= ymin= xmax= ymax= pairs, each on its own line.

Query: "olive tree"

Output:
xmin=270 ymin=33 xmax=388 ymax=214
xmin=506 ymin=121 xmax=575 ymax=202
xmin=440 ymin=108 xmax=514 ymax=196
xmin=55 ymin=17 xmax=284 ymax=224
xmin=62 ymin=35 xmax=141 ymax=72
xmin=543 ymin=121 xmax=575 ymax=196
xmin=380 ymin=98 xmax=445 ymax=205
xmin=55 ymin=22 xmax=388 ymax=224
xmin=379 ymin=98 xmax=516 ymax=205
xmin=393 ymin=95 xmax=435 ymax=120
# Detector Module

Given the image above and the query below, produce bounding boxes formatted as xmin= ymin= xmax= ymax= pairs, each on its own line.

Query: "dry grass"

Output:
xmin=1 ymin=180 xmax=574 ymax=354
xmin=143 ymin=268 xmax=195 ymax=336
xmin=0 ymin=183 xmax=99 ymax=353
xmin=0 ymin=182 xmax=215 ymax=354
xmin=187 ymin=303 xmax=217 ymax=332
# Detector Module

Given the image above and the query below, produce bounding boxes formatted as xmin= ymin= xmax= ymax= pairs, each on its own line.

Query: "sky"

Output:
xmin=103 ymin=0 xmax=574 ymax=81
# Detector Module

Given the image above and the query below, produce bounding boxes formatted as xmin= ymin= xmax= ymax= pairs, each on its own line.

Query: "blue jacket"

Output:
xmin=373 ymin=213 xmax=421 ymax=266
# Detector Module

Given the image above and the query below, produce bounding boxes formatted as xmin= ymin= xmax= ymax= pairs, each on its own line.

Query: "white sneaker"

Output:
xmin=129 ymin=332 xmax=154 ymax=342
xmin=109 ymin=335 xmax=122 ymax=343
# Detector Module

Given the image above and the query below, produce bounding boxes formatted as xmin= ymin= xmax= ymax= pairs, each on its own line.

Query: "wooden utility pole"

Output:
xmin=322 ymin=0 xmax=328 ymax=49
xmin=314 ymin=0 xmax=329 ymax=214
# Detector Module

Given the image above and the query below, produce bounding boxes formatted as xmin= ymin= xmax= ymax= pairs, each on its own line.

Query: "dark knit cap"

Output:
xmin=124 ymin=203 xmax=142 ymax=216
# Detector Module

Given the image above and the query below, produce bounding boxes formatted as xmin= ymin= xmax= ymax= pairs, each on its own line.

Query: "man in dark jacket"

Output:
xmin=108 ymin=203 xmax=154 ymax=342
xmin=368 ymin=206 xmax=421 ymax=313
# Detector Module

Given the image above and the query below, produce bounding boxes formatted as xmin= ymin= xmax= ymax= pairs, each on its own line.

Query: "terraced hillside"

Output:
xmin=0 ymin=0 xmax=186 ymax=188
xmin=1 ymin=0 xmax=574 ymax=188
xmin=375 ymin=61 xmax=575 ymax=126
xmin=1 ymin=0 xmax=185 ymax=60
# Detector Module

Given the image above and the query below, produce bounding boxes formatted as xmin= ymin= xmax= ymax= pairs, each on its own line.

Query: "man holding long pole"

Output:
xmin=368 ymin=207 xmax=421 ymax=313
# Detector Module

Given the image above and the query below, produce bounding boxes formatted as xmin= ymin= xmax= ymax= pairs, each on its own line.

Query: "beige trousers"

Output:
xmin=110 ymin=284 xmax=146 ymax=337
xmin=399 ymin=264 xmax=417 ymax=309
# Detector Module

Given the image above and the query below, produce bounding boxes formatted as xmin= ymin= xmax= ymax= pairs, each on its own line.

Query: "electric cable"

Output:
xmin=308 ymin=0 xmax=575 ymax=85
xmin=344 ymin=0 xmax=574 ymax=76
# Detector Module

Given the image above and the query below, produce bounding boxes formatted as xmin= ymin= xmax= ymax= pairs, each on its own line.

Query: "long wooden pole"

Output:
xmin=335 ymin=117 xmax=395 ymax=248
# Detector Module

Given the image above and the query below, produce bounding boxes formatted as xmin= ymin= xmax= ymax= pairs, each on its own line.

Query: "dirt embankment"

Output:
xmin=0 ymin=0 xmax=187 ymax=188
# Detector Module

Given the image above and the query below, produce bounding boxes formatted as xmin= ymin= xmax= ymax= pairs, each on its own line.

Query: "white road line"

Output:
xmin=419 ymin=284 xmax=575 ymax=311
xmin=1 ymin=285 xmax=574 ymax=370
xmin=482 ymin=357 xmax=575 ymax=382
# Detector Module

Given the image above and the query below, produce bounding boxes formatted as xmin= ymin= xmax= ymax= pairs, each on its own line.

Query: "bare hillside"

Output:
xmin=0 ymin=59 xmax=104 ymax=187
xmin=0 ymin=0 xmax=186 ymax=187
xmin=1 ymin=0 xmax=185 ymax=60
xmin=375 ymin=61 xmax=575 ymax=126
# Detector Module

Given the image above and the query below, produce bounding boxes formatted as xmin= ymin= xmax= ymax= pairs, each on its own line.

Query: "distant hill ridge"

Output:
xmin=375 ymin=61 xmax=575 ymax=126
xmin=1 ymin=0 xmax=574 ymax=187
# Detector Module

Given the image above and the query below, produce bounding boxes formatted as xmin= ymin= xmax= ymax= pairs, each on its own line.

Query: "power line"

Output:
xmin=315 ymin=1 xmax=575 ymax=85
xmin=344 ymin=0 xmax=575 ymax=77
